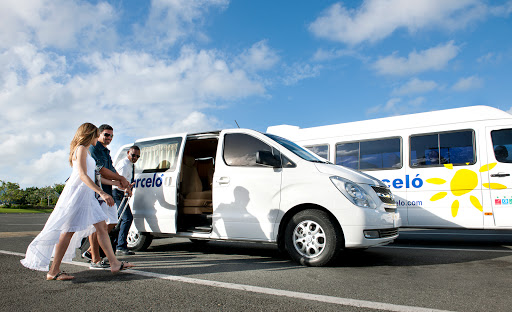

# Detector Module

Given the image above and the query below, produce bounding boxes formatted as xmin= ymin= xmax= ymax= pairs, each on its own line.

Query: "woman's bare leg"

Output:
xmin=88 ymin=232 xmax=102 ymax=263
xmin=48 ymin=232 xmax=75 ymax=279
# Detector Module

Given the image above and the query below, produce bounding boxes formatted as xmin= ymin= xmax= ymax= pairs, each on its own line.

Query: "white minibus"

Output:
xmin=113 ymin=128 xmax=399 ymax=266
xmin=267 ymin=105 xmax=512 ymax=230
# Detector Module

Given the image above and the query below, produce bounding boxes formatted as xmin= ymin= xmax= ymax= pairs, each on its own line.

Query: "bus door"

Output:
xmin=484 ymin=127 xmax=512 ymax=227
xmin=130 ymin=134 xmax=187 ymax=234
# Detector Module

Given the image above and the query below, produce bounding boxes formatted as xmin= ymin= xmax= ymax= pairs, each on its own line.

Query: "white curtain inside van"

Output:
xmin=138 ymin=143 xmax=179 ymax=172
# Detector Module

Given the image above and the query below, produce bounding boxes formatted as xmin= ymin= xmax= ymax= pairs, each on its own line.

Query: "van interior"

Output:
xmin=177 ymin=135 xmax=218 ymax=232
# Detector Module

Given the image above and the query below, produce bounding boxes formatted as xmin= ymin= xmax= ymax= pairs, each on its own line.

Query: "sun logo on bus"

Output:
xmin=426 ymin=163 xmax=506 ymax=217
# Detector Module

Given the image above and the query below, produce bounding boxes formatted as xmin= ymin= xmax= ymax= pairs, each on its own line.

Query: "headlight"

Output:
xmin=330 ymin=176 xmax=376 ymax=209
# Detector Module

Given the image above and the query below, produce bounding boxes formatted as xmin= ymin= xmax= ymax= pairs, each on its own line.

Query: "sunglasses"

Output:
xmin=130 ymin=154 xmax=140 ymax=158
xmin=103 ymin=133 xmax=113 ymax=138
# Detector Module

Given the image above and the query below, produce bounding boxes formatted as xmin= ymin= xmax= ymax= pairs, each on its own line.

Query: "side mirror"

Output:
xmin=256 ymin=151 xmax=281 ymax=168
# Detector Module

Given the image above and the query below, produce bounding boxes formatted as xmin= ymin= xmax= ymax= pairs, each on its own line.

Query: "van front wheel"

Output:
xmin=284 ymin=209 xmax=343 ymax=267
xmin=127 ymin=228 xmax=153 ymax=251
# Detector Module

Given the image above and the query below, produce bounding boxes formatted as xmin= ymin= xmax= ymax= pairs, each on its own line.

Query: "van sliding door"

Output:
xmin=130 ymin=133 xmax=187 ymax=234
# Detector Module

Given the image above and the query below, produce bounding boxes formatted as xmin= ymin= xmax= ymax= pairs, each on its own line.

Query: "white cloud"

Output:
xmin=312 ymin=48 xmax=363 ymax=62
xmin=373 ymin=41 xmax=460 ymax=76
xmin=0 ymin=0 xmax=116 ymax=50
xmin=236 ymin=40 xmax=280 ymax=71
xmin=452 ymin=75 xmax=483 ymax=91
xmin=309 ymin=0 xmax=487 ymax=45
xmin=489 ymin=1 xmax=512 ymax=17
xmin=19 ymin=150 xmax=69 ymax=187
xmin=366 ymin=97 xmax=402 ymax=115
xmin=135 ymin=0 xmax=229 ymax=49
xmin=366 ymin=96 xmax=427 ymax=116
xmin=0 ymin=45 xmax=265 ymax=187
xmin=392 ymin=78 xmax=439 ymax=95
xmin=282 ymin=63 xmax=322 ymax=86
xmin=477 ymin=52 xmax=502 ymax=64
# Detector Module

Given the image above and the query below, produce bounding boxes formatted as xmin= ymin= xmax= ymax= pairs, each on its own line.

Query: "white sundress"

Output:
xmin=20 ymin=148 xmax=108 ymax=271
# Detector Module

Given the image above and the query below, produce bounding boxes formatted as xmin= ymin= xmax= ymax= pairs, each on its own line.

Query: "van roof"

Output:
xmin=267 ymin=105 xmax=512 ymax=141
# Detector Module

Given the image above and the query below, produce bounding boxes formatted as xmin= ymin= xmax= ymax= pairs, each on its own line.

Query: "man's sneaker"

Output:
xmin=89 ymin=260 xmax=110 ymax=270
xmin=116 ymin=249 xmax=135 ymax=256
xmin=81 ymin=250 xmax=92 ymax=262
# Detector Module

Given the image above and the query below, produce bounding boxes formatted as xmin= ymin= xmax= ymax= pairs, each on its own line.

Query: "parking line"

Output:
xmin=2 ymin=249 xmax=452 ymax=312
xmin=381 ymin=246 xmax=512 ymax=252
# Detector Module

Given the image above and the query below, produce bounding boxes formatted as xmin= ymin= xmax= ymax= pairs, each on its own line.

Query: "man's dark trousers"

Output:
xmin=112 ymin=189 xmax=133 ymax=251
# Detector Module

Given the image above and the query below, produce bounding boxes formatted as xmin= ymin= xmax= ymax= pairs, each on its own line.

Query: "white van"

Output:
xmin=267 ymin=105 xmax=512 ymax=230
xmin=113 ymin=129 xmax=399 ymax=266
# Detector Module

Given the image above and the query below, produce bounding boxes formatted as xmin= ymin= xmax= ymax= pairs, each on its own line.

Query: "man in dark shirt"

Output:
xmin=85 ymin=124 xmax=130 ymax=269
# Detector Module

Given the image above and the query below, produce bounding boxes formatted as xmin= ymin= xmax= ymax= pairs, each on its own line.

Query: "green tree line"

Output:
xmin=0 ymin=180 xmax=64 ymax=208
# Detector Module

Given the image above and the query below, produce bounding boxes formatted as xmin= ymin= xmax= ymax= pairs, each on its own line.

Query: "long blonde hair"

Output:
xmin=69 ymin=123 xmax=99 ymax=166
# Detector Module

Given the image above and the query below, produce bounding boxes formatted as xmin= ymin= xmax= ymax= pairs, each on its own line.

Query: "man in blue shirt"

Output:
xmin=85 ymin=124 xmax=130 ymax=269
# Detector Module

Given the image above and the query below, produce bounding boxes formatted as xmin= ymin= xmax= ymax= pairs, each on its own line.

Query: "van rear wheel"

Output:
xmin=284 ymin=209 xmax=343 ymax=267
xmin=127 ymin=228 xmax=153 ymax=251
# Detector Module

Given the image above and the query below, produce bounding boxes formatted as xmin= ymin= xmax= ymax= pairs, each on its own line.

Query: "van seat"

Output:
xmin=180 ymin=156 xmax=213 ymax=215
xmin=196 ymin=158 xmax=214 ymax=191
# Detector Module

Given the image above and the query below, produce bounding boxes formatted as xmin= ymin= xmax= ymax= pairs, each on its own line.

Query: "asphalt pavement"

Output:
xmin=1 ymin=213 xmax=512 ymax=312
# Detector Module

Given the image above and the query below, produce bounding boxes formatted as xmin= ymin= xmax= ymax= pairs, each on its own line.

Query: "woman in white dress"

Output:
xmin=20 ymin=123 xmax=134 ymax=280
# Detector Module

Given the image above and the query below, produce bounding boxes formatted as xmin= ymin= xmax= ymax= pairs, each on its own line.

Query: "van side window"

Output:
xmin=410 ymin=130 xmax=475 ymax=167
xmin=491 ymin=129 xmax=512 ymax=163
xmin=335 ymin=138 xmax=401 ymax=170
xmin=138 ymin=137 xmax=182 ymax=173
xmin=305 ymin=144 xmax=329 ymax=161
xmin=223 ymin=133 xmax=276 ymax=167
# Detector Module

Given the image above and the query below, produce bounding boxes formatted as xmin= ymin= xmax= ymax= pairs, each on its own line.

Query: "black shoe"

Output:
xmin=81 ymin=250 xmax=92 ymax=262
xmin=116 ymin=249 xmax=135 ymax=256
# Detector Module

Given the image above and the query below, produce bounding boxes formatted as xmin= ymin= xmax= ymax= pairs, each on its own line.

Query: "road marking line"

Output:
xmin=400 ymin=232 xmax=512 ymax=236
xmin=0 ymin=231 xmax=41 ymax=238
xmin=381 ymin=246 xmax=512 ymax=252
xmin=1 ymin=249 xmax=452 ymax=312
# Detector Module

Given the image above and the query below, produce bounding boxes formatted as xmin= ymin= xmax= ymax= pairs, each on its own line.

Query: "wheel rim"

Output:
xmin=127 ymin=229 xmax=140 ymax=247
xmin=292 ymin=220 xmax=326 ymax=258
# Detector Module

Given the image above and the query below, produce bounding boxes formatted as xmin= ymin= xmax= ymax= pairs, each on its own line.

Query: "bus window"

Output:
xmin=360 ymin=138 xmax=401 ymax=170
xmin=491 ymin=129 xmax=512 ymax=163
xmin=336 ymin=138 xmax=402 ymax=170
xmin=336 ymin=142 xmax=358 ymax=169
xmin=410 ymin=130 xmax=475 ymax=167
xmin=305 ymin=144 xmax=329 ymax=161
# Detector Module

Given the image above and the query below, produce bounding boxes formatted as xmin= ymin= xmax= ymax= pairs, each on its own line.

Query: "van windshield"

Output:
xmin=265 ymin=133 xmax=327 ymax=162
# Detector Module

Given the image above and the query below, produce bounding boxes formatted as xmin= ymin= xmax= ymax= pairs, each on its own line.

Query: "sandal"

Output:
xmin=46 ymin=271 xmax=74 ymax=281
xmin=112 ymin=261 xmax=134 ymax=274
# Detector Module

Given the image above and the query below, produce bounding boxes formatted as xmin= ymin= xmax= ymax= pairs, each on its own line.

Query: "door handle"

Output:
xmin=217 ymin=177 xmax=230 ymax=185
xmin=491 ymin=173 xmax=510 ymax=177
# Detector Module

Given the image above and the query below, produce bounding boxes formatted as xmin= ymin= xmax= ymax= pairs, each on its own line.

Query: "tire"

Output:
xmin=189 ymin=239 xmax=209 ymax=245
xmin=127 ymin=228 xmax=153 ymax=251
xmin=284 ymin=209 xmax=344 ymax=267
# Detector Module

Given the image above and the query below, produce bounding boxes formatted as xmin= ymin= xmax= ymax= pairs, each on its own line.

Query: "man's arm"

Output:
xmin=99 ymin=167 xmax=130 ymax=189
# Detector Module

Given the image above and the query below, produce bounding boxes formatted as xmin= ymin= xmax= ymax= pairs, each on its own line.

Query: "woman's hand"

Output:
xmin=99 ymin=192 xmax=115 ymax=207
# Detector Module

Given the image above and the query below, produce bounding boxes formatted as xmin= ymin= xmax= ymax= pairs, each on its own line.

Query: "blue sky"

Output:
xmin=1 ymin=0 xmax=512 ymax=187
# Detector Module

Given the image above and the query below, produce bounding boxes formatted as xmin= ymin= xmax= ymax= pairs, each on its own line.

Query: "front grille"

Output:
xmin=379 ymin=228 xmax=399 ymax=238
xmin=372 ymin=186 xmax=396 ymax=204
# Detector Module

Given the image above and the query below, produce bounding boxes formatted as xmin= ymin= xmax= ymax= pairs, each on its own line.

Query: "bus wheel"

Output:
xmin=127 ymin=228 xmax=153 ymax=251
xmin=284 ymin=209 xmax=343 ymax=267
